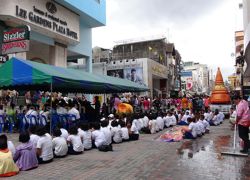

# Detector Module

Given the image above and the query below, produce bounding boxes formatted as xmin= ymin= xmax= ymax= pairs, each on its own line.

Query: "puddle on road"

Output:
xmin=175 ymin=136 xmax=249 ymax=179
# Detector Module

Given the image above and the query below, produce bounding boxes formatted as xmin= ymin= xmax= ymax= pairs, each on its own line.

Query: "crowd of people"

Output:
xmin=0 ymin=89 xmax=233 ymax=177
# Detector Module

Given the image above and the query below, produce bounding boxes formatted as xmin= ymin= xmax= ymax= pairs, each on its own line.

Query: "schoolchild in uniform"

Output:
xmin=111 ymin=120 xmax=123 ymax=143
xmin=200 ymin=114 xmax=210 ymax=133
xmin=52 ymin=128 xmax=68 ymax=158
xmin=100 ymin=120 xmax=112 ymax=147
xmin=182 ymin=117 xmax=197 ymax=139
xmin=29 ymin=126 xmax=40 ymax=148
xmin=78 ymin=123 xmax=92 ymax=150
xmin=120 ymin=121 xmax=129 ymax=141
xmin=36 ymin=126 xmax=53 ymax=164
xmin=67 ymin=126 xmax=84 ymax=155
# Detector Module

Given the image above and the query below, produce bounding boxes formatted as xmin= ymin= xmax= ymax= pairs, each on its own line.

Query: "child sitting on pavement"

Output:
xmin=67 ymin=126 xmax=84 ymax=155
xmin=182 ymin=117 xmax=197 ymax=139
xmin=111 ymin=120 xmax=123 ymax=144
xmin=78 ymin=123 xmax=92 ymax=150
xmin=52 ymin=128 xmax=68 ymax=158
xmin=0 ymin=134 xmax=19 ymax=177
xmin=36 ymin=126 xmax=53 ymax=164
xmin=14 ymin=131 xmax=38 ymax=171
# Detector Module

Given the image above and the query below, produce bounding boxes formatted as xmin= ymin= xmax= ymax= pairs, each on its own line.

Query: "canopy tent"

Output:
xmin=0 ymin=57 xmax=148 ymax=93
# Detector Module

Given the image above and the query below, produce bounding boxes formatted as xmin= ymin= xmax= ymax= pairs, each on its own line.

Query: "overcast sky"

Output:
xmin=92 ymin=0 xmax=243 ymax=79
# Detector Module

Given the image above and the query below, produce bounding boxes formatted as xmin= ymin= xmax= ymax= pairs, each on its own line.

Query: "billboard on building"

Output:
xmin=1 ymin=26 xmax=30 ymax=55
xmin=107 ymin=69 xmax=124 ymax=78
xmin=124 ymin=67 xmax=144 ymax=85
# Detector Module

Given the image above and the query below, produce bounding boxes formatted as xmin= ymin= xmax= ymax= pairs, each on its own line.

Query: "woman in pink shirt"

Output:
xmin=234 ymin=95 xmax=250 ymax=154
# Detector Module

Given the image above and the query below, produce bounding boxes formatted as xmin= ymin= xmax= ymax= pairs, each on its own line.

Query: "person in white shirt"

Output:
xmin=56 ymin=102 xmax=67 ymax=115
xmin=218 ymin=112 xmax=225 ymax=124
xmin=57 ymin=123 xmax=69 ymax=140
xmin=229 ymin=107 xmax=237 ymax=125
xmin=7 ymin=140 xmax=16 ymax=157
xmin=120 ymin=121 xmax=129 ymax=141
xmin=182 ymin=118 xmax=197 ymax=139
xmin=197 ymin=117 xmax=205 ymax=135
xmin=78 ymin=123 xmax=92 ymax=150
xmin=200 ymin=114 xmax=210 ymax=133
xmin=170 ymin=113 xmax=177 ymax=126
xmin=39 ymin=106 xmax=49 ymax=126
xmin=36 ymin=126 xmax=53 ymax=164
xmin=107 ymin=114 xmax=115 ymax=129
xmin=181 ymin=111 xmax=191 ymax=124
xmin=142 ymin=114 xmax=149 ymax=128
xmin=100 ymin=121 xmax=112 ymax=146
xmin=29 ymin=126 xmax=40 ymax=148
xmin=164 ymin=112 xmax=173 ymax=128
xmin=156 ymin=114 xmax=164 ymax=131
xmin=129 ymin=118 xmax=140 ymax=140
xmin=67 ymin=126 xmax=84 ymax=155
xmin=52 ymin=128 xmax=68 ymax=157
xmin=210 ymin=110 xmax=220 ymax=126
xmin=204 ymin=109 xmax=211 ymax=121
xmin=92 ymin=122 xmax=112 ymax=151
xmin=25 ymin=105 xmax=38 ymax=126
xmin=68 ymin=103 xmax=80 ymax=121
xmin=111 ymin=120 xmax=123 ymax=143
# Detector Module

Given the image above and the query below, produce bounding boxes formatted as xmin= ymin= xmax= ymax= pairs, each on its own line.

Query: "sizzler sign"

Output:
xmin=3 ymin=26 xmax=30 ymax=43
xmin=1 ymin=25 xmax=30 ymax=55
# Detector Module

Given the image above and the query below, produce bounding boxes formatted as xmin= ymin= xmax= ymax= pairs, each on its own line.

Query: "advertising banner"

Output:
xmin=107 ymin=69 xmax=124 ymax=79
xmin=124 ymin=67 xmax=144 ymax=85
xmin=1 ymin=25 xmax=30 ymax=55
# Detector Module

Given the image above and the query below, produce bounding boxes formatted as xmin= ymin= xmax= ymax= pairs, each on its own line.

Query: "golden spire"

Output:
xmin=210 ymin=68 xmax=231 ymax=104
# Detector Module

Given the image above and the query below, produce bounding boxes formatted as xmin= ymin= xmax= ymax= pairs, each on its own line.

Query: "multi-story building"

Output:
xmin=71 ymin=36 xmax=182 ymax=98
xmin=242 ymin=0 xmax=250 ymax=98
xmin=234 ymin=31 xmax=244 ymax=92
xmin=0 ymin=0 xmax=106 ymax=72
xmin=111 ymin=37 xmax=181 ymax=98
xmin=181 ymin=61 xmax=210 ymax=95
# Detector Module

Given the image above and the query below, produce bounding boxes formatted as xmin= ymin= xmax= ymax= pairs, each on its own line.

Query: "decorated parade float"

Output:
xmin=209 ymin=68 xmax=231 ymax=116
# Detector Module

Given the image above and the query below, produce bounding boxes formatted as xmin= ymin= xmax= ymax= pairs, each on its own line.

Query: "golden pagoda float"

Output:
xmin=209 ymin=68 xmax=231 ymax=116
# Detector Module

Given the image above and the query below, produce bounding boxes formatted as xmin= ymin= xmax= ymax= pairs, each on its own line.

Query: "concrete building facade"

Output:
xmin=0 ymin=0 xmax=106 ymax=72
xmin=181 ymin=61 xmax=210 ymax=95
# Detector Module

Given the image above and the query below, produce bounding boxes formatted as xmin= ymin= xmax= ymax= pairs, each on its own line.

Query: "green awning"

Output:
xmin=0 ymin=57 xmax=148 ymax=93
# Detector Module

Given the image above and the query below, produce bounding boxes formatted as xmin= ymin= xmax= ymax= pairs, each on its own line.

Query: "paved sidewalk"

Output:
xmin=4 ymin=121 xmax=250 ymax=180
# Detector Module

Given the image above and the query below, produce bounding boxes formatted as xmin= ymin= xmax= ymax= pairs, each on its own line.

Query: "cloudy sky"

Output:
xmin=92 ymin=0 xmax=243 ymax=79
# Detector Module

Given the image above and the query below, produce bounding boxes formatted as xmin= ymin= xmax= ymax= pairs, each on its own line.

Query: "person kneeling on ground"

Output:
xmin=0 ymin=134 xmax=19 ymax=177
xmin=52 ymin=128 xmax=68 ymax=158
xmin=14 ymin=131 xmax=38 ymax=171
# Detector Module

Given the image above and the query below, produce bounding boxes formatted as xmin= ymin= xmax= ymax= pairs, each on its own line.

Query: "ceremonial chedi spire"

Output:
xmin=210 ymin=68 xmax=231 ymax=104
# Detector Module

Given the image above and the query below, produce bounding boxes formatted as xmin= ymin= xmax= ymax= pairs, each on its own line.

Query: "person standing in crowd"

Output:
xmin=234 ymin=95 xmax=250 ymax=154
xmin=181 ymin=95 xmax=188 ymax=111
xmin=93 ymin=96 xmax=101 ymax=121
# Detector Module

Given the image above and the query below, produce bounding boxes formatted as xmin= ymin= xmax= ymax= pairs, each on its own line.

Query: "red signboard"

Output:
xmin=1 ymin=40 xmax=29 ymax=55
xmin=1 ymin=26 xmax=30 ymax=55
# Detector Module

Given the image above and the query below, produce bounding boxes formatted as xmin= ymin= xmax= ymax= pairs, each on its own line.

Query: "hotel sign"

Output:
xmin=1 ymin=26 xmax=30 ymax=55
xmin=15 ymin=2 xmax=78 ymax=40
